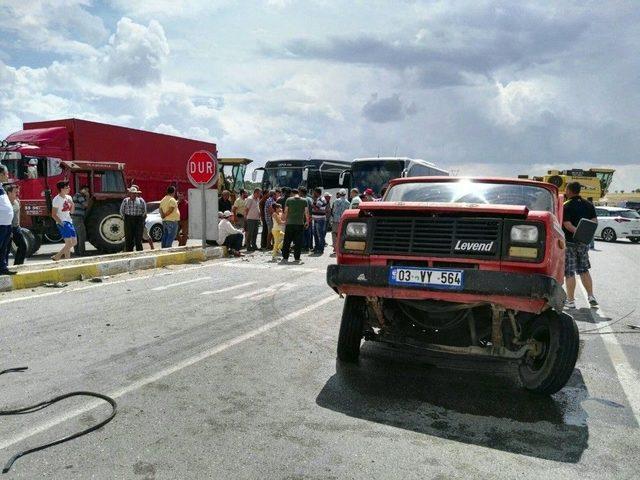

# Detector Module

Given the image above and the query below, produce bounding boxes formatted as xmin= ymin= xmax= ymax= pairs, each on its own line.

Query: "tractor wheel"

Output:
xmin=547 ymin=175 xmax=564 ymax=188
xmin=518 ymin=310 xmax=579 ymax=395
xmin=337 ymin=296 xmax=366 ymax=363
xmin=86 ymin=203 xmax=125 ymax=253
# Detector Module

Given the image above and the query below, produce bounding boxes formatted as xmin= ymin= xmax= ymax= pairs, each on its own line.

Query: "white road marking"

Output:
xmin=201 ymin=281 xmax=256 ymax=295
xmin=0 ymin=261 xmax=227 ymax=305
xmin=151 ymin=277 xmax=211 ymax=291
xmin=578 ymin=285 xmax=640 ymax=424
xmin=233 ymin=283 xmax=287 ymax=299
xmin=220 ymin=262 xmax=323 ymax=273
xmin=247 ymin=283 xmax=296 ymax=301
xmin=0 ymin=295 xmax=339 ymax=453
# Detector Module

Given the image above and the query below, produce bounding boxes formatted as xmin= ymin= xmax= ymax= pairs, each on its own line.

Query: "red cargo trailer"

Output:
xmin=0 ymin=118 xmax=217 ymax=250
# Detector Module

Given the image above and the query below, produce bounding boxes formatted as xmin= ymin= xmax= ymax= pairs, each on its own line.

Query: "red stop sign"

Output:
xmin=187 ymin=150 xmax=218 ymax=187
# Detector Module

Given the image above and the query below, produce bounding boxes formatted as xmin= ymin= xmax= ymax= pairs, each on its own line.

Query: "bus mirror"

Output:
xmin=401 ymin=169 xmax=409 ymax=178
xmin=251 ymin=167 xmax=264 ymax=183
xmin=302 ymin=168 xmax=309 ymax=182
xmin=339 ymin=171 xmax=345 ymax=186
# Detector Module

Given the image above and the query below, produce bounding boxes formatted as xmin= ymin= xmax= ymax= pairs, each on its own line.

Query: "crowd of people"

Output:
xmin=216 ymin=186 xmax=365 ymax=261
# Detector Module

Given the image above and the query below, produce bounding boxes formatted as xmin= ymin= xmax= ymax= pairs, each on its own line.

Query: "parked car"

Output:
xmin=144 ymin=201 xmax=163 ymax=242
xmin=594 ymin=206 xmax=640 ymax=243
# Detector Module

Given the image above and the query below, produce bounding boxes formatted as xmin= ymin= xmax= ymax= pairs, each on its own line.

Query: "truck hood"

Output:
xmin=358 ymin=201 xmax=530 ymax=218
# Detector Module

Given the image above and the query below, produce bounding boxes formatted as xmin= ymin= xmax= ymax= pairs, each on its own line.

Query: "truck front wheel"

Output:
xmin=518 ymin=310 xmax=579 ymax=395
xmin=87 ymin=203 xmax=125 ymax=253
xmin=337 ymin=296 xmax=366 ymax=363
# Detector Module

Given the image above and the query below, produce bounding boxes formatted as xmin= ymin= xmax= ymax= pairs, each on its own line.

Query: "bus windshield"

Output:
xmin=386 ymin=181 xmax=555 ymax=212
xmin=263 ymin=167 xmax=303 ymax=190
xmin=351 ymin=160 xmax=404 ymax=194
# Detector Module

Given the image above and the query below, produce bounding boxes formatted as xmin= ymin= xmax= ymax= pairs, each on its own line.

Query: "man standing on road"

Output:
xmin=563 ymin=181 xmax=598 ymax=308
xmin=218 ymin=190 xmax=233 ymax=214
xmin=160 ymin=186 xmax=180 ymax=248
xmin=264 ymin=190 xmax=276 ymax=249
xmin=244 ymin=188 xmax=261 ymax=251
xmin=177 ymin=191 xmax=189 ymax=246
xmin=0 ymin=165 xmax=16 ymax=274
xmin=330 ymin=189 xmax=350 ymax=253
xmin=51 ymin=181 xmax=77 ymax=261
xmin=120 ymin=185 xmax=147 ymax=252
xmin=72 ymin=185 xmax=90 ymax=256
xmin=232 ymin=189 xmax=247 ymax=230
xmin=350 ymin=188 xmax=361 ymax=209
xmin=282 ymin=188 xmax=309 ymax=263
xmin=259 ymin=189 xmax=269 ymax=250
xmin=299 ymin=187 xmax=314 ymax=253
xmin=311 ymin=187 xmax=328 ymax=254
xmin=5 ymin=184 xmax=27 ymax=266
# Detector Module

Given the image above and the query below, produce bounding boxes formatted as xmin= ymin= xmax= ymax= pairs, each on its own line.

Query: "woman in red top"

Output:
xmin=177 ymin=191 xmax=189 ymax=246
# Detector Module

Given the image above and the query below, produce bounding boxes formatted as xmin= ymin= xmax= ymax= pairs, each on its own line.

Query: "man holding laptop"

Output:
xmin=562 ymin=181 xmax=598 ymax=308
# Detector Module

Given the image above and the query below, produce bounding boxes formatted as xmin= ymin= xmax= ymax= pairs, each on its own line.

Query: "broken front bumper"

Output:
xmin=326 ymin=265 xmax=566 ymax=313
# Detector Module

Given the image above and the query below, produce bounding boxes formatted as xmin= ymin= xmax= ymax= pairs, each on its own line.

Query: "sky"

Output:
xmin=0 ymin=0 xmax=639 ymax=191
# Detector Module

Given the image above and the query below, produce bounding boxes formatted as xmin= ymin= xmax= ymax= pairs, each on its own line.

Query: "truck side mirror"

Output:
xmin=401 ymin=169 xmax=409 ymax=178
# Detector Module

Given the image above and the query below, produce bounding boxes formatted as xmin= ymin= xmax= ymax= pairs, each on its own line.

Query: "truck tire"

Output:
xmin=86 ymin=203 xmax=125 ymax=253
xmin=337 ymin=296 xmax=366 ymax=363
xmin=518 ymin=310 xmax=579 ymax=395
xmin=43 ymin=230 xmax=62 ymax=243
xmin=601 ymin=227 xmax=617 ymax=242
xmin=10 ymin=228 xmax=38 ymax=258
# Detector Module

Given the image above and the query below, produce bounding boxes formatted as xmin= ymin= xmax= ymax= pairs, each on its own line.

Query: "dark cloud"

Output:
xmin=362 ymin=93 xmax=416 ymax=123
xmin=268 ymin=3 xmax=588 ymax=88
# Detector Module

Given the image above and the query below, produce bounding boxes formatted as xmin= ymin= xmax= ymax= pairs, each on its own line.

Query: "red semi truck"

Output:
xmin=0 ymin=118 xmax=217 ymax=251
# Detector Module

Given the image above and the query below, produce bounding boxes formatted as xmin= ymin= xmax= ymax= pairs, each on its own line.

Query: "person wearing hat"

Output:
xmin=72 ymin=184 xmax=90 ymax=256
xmin=350 ymin=188 xmax=361 ymax=209
xmin=218 ymin=210 xmax=244 ymax=257
xmin=363 ymin=188 xmax=374 ymax=202
xmin=120 ymin=185 xmax=147 ymax=252
xmin=330 ymin=188 xmax=350 ymax=253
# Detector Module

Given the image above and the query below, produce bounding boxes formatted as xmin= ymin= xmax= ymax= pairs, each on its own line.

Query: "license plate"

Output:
xmin=633 ymin=230 xmax=640 ymax=234
xmin=389 ymin=267 xmax=464 ymax=290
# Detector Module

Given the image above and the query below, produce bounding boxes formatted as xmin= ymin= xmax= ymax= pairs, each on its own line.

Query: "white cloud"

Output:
xmin=102 ymin=17 xmax=170 ymax=86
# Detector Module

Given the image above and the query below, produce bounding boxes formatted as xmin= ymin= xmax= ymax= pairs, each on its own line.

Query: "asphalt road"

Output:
xmin=0 ymin=239 xmax=638 ymax=479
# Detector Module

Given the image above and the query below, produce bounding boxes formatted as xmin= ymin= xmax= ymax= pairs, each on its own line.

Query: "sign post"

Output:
xmin=186 ymin=150 xmax=218 ymax=248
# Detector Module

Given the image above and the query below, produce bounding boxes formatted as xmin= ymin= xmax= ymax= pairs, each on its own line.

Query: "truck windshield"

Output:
xmin=0 ymin=152 xmax=22 ymax=179
xmin=352 ymin=160 xmax=404 ymax=194
xmin=385 ymin=181 xmax=555 ymax=212
xmin=263 ymin=167 xmax=303 ymax=189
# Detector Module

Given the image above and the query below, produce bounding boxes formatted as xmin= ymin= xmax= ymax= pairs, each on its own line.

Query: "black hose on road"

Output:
xmin=0 ymin=367 xmax=117 ymax=474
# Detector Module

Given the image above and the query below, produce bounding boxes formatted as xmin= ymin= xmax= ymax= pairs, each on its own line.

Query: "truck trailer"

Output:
xmin=0 ymin=118 xmax=217 ymax=251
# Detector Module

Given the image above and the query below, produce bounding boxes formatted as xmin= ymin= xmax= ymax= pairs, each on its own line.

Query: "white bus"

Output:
xmin=341 ymin=157 xmax=449 ymax=195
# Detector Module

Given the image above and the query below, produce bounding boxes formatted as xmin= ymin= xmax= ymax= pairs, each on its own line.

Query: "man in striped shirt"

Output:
xmin=119 ymin=185 xmax=147 ymax=252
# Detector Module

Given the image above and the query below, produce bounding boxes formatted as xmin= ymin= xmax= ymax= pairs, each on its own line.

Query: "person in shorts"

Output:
xmin=51 ymin=180 xmax=78 ymax=261
xmin=563 ymin=181 xmax=598 ymax=308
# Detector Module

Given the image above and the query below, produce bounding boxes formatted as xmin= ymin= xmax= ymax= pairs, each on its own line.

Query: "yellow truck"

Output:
xmin=519 ymin=168 xmax=615 ymax=200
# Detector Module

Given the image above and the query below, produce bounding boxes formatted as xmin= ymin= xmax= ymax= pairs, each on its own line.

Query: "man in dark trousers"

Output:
xmin=563 ymin=181 xmax=598 ymax=308
xmin=119 ymin=185 xmax=147 ymax=252
xmin=281 ymin=188 xmax=309 ymax=263
xmin=0 ymin=165 xmax=15 ymax=275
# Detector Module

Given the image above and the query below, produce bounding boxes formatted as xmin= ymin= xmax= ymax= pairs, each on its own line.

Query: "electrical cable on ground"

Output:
xmin=0 ymin=367 xmax=117 ymax=474
xmin=578 ymin=309 xmax=636 ymax=334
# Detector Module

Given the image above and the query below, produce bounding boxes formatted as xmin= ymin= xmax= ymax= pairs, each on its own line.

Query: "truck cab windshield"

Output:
xmin=386 ymin=181 xmax=555 ymax=212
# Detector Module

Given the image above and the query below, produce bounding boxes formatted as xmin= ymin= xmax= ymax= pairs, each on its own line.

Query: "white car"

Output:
xmin=145 ymin=201 xmax=164 ymax=242
xmin=594 ymin=206 xmax=640 ymax=243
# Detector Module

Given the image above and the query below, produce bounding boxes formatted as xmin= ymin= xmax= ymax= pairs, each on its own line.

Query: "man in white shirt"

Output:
xmin=0 ymin=165 xmax=15 ymax=275
xmin=51 ymin=180 xmax=78 ymax=261
xmin=218 ymin=210 xmax=244 ymax=257
xmin=244 ymin=188 xmax=261 ymax=251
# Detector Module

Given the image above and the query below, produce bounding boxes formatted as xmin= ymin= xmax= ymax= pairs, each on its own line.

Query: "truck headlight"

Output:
xmin=510 ymin=225 xmax=538 ymax=243
xmin=345 ymin=222 xmax=367 ymax=238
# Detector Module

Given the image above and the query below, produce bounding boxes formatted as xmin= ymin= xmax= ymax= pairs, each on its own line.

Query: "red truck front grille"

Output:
xmin=370 ymin=217 xmax=502 ymax=259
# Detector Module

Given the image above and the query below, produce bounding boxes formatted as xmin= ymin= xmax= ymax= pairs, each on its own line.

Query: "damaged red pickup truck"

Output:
xmin=327 ymin=177 xmax=578 ymax=395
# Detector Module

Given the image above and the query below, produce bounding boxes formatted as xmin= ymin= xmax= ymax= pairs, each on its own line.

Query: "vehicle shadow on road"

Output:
xmin=316 ymin=343 xmax=589 ymax=463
